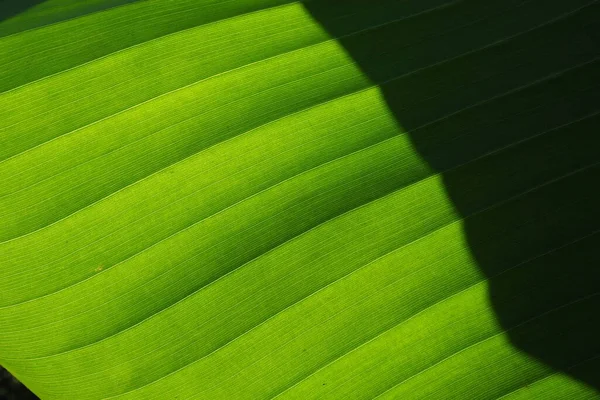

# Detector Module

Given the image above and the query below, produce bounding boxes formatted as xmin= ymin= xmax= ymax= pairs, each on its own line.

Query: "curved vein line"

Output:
xmin=494 ymin=374 xmax=566 ymax=400
xmin=0 ymin=0 xmax=461 ymax=97
xmin=283 ymin=237 xmax=600 ymax=399
xmin=494 ymin=354 xmax=600 ymax=400
xmin=7 ymin=174 xmax=439 ymax=337
xmin=0 ymin=112 xmax=392 ymax=309
xmin=1 ymin=0 xmax=596 ymax=356
xmin=0 ymin=0 xmax=281 ymax=73
xmin=4 ymin=98 xmax=596 ymax=316
xmin=2 ymin=69 xmax=596 ymax=308
xmin=0 ymin=62 xmax=363 ymax=207
xmin=0 ymin=11 xmax=317 ymax=135
xmin=4 ymin=68 xmax=563 ymax=313
xmin=2 ymin=65 xmax=587 ymax=297
xmin=108 ymin=227 xmax=482 ymax=399
xmin=0 ymin=0 xmax=148 ymax=41
xmin=200 ymin=229 xmax=600 ymax=399
xmin=8 ymin=173 xmax=591 ymax=400
xmin=13 ymin=124 xmax=597 ymax=390
xmin=0 ymin=0 xmax=460 ymax=163
xmin=5 ymin=159 xmax=420 ymax=365
xmin=0 ymin=85 xmax=394 ymax=274
xmin=1 ymin=0 xmax=581 ymax=224
xmin=0 ymin=79 xmax=373 ymax=245
xmin=268 ymin=217 xmax=600 ymax=396
xmin=92 ymin=164 xmax=600 ymax=395
xmin=2 ymin=43 xmax=577 ymax=202
xmin=0 ymin=5 xmax=309 ymax=160
xmin=0 ymin=0 xmax=597 ymax=397
xmin=372 ymin=292 xmax=600 ymax=399
xmin=3 ymin=49 xmax=593 ymax=256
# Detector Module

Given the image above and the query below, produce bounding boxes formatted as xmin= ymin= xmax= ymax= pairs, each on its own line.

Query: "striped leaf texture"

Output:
xmin=0 ymin=0 xmax=599 ymax=399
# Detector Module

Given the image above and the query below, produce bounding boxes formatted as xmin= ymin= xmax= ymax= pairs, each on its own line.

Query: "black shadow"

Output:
xmin=0 ymin=0 xmax=142 ymax=38
xmin=304 ymin=0 xmax=600 ymax=392
xmin=0 ymin=0 xmax=45 ymax=22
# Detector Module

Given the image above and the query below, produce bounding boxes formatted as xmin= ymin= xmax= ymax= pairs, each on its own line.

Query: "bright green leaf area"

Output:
xmin=0 ymin=0 xmax=599 ymax=399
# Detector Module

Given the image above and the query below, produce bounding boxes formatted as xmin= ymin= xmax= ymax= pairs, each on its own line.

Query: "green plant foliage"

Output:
xmin=0 ymin=0 xmax=598 ymax=399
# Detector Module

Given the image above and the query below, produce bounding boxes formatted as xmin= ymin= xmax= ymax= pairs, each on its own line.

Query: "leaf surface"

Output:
xmin=0 ymin=0 xmax=599 ymax=399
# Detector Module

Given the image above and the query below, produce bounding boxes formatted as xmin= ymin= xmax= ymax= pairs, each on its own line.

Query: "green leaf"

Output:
xmin=0 ymin=0 xmax=598 ymax=399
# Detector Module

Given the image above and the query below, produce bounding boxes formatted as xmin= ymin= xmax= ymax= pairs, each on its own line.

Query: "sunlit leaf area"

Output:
xmin=0 ymin=0 xmax=599 ymax=399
